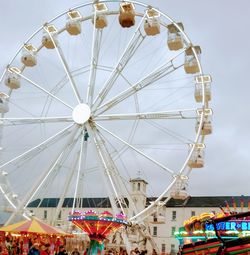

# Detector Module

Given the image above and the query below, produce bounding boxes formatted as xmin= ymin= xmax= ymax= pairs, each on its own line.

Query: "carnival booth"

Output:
xmin=175 ymin=210 xmax=250 ymax=255
xmin=0 ymin=218 xmax=72 ymax=255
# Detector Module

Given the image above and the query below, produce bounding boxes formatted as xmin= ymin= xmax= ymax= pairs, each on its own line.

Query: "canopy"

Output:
xmin=0 ymin=218 xmax=71 ymax=236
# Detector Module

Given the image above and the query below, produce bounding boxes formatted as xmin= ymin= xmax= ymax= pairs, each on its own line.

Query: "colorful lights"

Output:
xmin=69 ymin=210 xmax=128 ymax=255
xmin=68 ymin=210 xmax=128 ymax=240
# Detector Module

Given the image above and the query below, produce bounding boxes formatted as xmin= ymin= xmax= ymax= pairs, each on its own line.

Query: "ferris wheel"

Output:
xmin=0 ymin=0 xmax=212 ymax=238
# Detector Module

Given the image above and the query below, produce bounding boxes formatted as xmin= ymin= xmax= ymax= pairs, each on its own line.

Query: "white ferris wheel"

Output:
xmin=0 ymin=0 xmax=212 ymax=236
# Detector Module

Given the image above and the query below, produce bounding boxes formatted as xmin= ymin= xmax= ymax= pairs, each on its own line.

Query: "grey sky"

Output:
xmin=0 ymin=0 xmax=250 ymax=199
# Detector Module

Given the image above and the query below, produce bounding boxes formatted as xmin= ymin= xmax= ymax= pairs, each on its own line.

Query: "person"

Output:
xmin=56 ymin=245 xmax=68 ymax=255
xmin=5 ymin=237 xmax=12 ymax=255
xmin=131 ymin=248 xmax=140 ymax=255
xmin=152 ymin=249 xmax=157 ymax=255
xmin=12 ymin=240 xmax=20 ymax=255
xmin=40 ymin=244 xmax=50 ymax=255
xmin=71 ymin=248 xmax=80 ymax=255
xmin=134 ymin=248 xmax=140 ymax=255
xmin=83 ymin=248 xmax=88 ymax=255
xmin=28 ymin=243 xmax=40 ymax=255
xmin=108 ymin=250 xmax=114 ymax=255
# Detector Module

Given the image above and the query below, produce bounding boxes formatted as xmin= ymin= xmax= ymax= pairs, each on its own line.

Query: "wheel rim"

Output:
xmin=0 ymin=0 xmax=210 ymax=231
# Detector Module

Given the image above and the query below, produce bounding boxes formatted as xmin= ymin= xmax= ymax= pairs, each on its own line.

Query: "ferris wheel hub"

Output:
xmin=72 ymin=103 xmax=91 ymax=124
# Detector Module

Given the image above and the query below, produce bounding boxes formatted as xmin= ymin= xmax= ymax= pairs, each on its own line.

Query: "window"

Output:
xmin=172 ymin=210 xmax=176 ymax=221
xmin=138 ymin=182 xmax=141 ymax=191
xmin=153 ymin=226 xmax=157 ymax=236
xmin=43 ymin=210 xmax=47 ymax=219
xmin=171 ymin=244 xmax=175 ymax=253
xmin=58 ymin=210 xmax=62 ymax=219
xmin=191 ymin=211 xmax=195 ymax=217
xmin=133 ymin=183 xmax=136 ymax=191
xmin=153 ymin=214 xmax=157 ymax=222
xmin=171 ymin=226 xmax=176 ymax=236
xmin=161 ymin=244 xmax=166 ymax=253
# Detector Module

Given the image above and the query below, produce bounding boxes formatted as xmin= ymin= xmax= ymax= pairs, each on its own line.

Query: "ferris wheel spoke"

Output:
xmin=0 ymin=123 xmax=74 ymax=170
xmin=97 ymin=133 xmax=142 ymax=220
xmin=95 ymin=123 xmax=175 ymax=175
xmin=13 ymin=71 xmax=74 ymax=110
xmin=86 ymin=12 xmax=103 ymax=105
xmin=52 ymin=145 xmax=81 ymax=225
xmin=0 ymin=184 xmax=17 ymax=212
xmin=23 ymin=127 xmax=80 ymax=209
xmin=96 ymin=130 xmax=142 ymax=215
xmin=86 ymin=124 xmax=127 ymax=215
xmin=146 ymin=119 xmax=193 ymax=144
xmin=92 ymin=13 xmax=147 ymax=110
xmin=0 ymin=116 xmax=73 ymax=126
xmin=94 ymin=108 xmax=197 ymax=121
xmin=95 ymin=50 xmax=185 ymax=115
xmin=5 ymin=127 xmax=79 ymax=223
xmin=44 ymin=27 xmax=81 ymax=104
xmin=76 ymin=136 xmax=88 ymax=207
xmin=72 ymin=128 xmax=85 ymax=213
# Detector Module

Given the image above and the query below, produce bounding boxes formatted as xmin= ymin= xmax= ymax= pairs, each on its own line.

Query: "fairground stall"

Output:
xmin=0 ymin=218 xmax=71 ymax=255
xmin=175 ymin=211 xmax=250 ymax=255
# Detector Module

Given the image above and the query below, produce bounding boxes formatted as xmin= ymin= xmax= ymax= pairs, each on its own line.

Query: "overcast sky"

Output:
xmin=0 ymin=0 xmax=250 ymax=199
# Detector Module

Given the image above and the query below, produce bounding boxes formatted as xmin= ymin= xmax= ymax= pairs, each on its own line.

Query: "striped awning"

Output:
xmin=0 ymin=218 xmax=71 ymax=236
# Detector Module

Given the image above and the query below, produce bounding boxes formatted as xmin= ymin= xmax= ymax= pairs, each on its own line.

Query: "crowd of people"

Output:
xmin=1 ymin=235 xmax=158 ymax=255
xmin=2 ymin=235 xmax=67 ymax=255
xmin=105 ymin=247 xmax=156 ymax=255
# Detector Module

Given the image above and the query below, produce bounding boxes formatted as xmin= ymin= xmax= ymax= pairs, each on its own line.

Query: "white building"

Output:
xmin=27 ymin=178 xmax=250 ymax=254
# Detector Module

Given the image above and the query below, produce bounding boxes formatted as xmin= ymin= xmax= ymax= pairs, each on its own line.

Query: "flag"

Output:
xmin=231 ymin=197 xmax=237 ymax=212
xmin=224 ymin=200 xmax=231 ymax=213
xmin=240 ymin=195 xmax=244 ymax=212
xmin=219 ymin=206 xmax=226 ymax=215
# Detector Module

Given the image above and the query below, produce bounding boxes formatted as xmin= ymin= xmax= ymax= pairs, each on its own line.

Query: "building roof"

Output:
xmin=27 ymin=196 xmax=250 ymax=208
xmin=28 ymin=197 xmax=112 ymax=208
xmin=129 ymin=177 xmax=148 ymax=184
xmin=165 ymin=196 xmax=250 ymax=208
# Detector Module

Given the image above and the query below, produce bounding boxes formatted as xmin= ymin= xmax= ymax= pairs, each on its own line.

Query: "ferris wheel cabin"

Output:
xmin=42 ymin=24 xmax=58 ymax=49
xmin=144 ymin=9 xmax=160 ymax=36
xmin=119 ymin=2 xmax=135 ymax=28
xmin=149 ymin=205 xmax=166 ymax=224
xmin=188 ymin=144 xmax=204 ymax=168
xmin=196 ymin=119 xmax=212 ymax=136
xmin=66 ymin=10 xmax=82 ymax=35
xmin=170 ymin=190 xmax=189 ymax=200
xmin=4 ymin=67 xmax=21 ymax=90
xmin=93 ymin=3 xmax=108 ymax=29
xmin=21 ymin=44 xmax=37 ymax=67
xmin=195 ymin=75 xmax=212 ymax=102
xmin=184 ymin=46 xmax=201 ymax=74
xmin=195 ymin=108 xmax=213 ymax=135
xmin=167 ymin=23 xmax=184 ymax=51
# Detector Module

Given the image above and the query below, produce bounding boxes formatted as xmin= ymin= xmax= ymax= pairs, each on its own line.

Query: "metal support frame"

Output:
xmin=92 ymin=13 xmax=147 ymax=111
xmin=0 ymin=124 xmax=74 ymax=170
xmin=96 ymin=123 xmax=174 ymax=175
xmin=13 ymin=71 xmax=73 ymax=110
xmin=44 ymin=26 xmax=82 ymax=104
xmin=5 ymin=127 xmax=79 ymax=225
xmin=86 ymin=10 xmax=102 ymax=105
